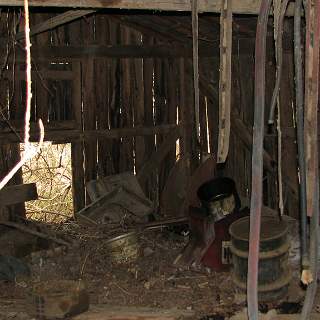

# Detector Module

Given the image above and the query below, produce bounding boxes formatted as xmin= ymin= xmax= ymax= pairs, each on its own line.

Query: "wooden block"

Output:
xmin=0 ymin=183 xmax=38 ymax=206
xmin=73 ymin=305 xmax=195 ymax=320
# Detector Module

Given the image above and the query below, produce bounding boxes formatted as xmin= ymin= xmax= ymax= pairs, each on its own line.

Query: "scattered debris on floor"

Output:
xmin=0 ymin=211 xmax=315 ymax=319
xmin=0 ymin=175 xmax=315 ymax=319
xmin=0 ymin=177 xmax=314 ymax=319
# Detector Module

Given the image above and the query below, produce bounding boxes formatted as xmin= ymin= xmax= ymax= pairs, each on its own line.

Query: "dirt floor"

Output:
xmin=0 ymin=218 xmax=318 ymax=320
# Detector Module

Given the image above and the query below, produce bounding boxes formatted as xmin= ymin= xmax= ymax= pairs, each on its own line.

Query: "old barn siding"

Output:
xmin=0 ymin=10 xmax=298 ymax=217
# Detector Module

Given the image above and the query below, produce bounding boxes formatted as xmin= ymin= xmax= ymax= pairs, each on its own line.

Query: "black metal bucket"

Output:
xmin=229 ymin=215 xmax=291 ymax=302
xmin=197 ymin=177 xmax=241 ymax=216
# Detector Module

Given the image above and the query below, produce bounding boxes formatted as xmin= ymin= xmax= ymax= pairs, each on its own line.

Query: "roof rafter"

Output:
xmin=16 ymin=10 xmax=95 ymax=40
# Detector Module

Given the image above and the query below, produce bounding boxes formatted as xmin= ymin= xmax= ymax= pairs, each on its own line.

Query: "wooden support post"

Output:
xmin=217 ymin=0 xmax=232 ymax=163
xmin=82 ymin=57 xmax=98 ymax=204
xmin=304 ymin=0 xmax=320 ymax=216
xmin=133 ymin=34 xmax=145 ymax=172
xmin=142 ymin=36 xmax=155 ymax=171
xmin=179 ymin=58 xmax=191 ymax=176
xmin=0 ymin=124 xmax=179 ymax=143
xmin=279 ymin=52 xmax=299 ymax=216
xmin=71 ymin=61 xmax=85 ymax=212
xmin=118 ymin=27 xmax=134 ymax=173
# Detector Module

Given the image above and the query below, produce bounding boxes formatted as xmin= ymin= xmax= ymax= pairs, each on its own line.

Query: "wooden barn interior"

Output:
xmin=0 ymin=1 xmax=319 ymax=319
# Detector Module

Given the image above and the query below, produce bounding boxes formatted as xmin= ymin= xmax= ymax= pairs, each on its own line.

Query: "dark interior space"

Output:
xmin=0 ymin=1 xmax=319 ymax=319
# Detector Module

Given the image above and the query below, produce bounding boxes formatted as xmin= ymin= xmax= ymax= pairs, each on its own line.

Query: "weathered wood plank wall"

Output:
xmin=0 ymin=10 xmax=298 ymax=218
xmin=0 ymin=10 xmax=185 ymax=211
xmin=0 ymin=11 xmax=25 ymax=220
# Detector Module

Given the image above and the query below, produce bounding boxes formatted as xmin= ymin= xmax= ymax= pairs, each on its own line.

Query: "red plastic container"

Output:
xmin=189 ymin=207 xmax=248 ymax=272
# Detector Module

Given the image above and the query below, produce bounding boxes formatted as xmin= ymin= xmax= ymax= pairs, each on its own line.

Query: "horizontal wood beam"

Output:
xmin=7 ymin=39 xmax=292 ymax=61
xmin=0 ymin=128 xmax=79 ymax=143
xmin=0 ymin=120 xmax=77 ymax=133
xmin=3 ymin=69 xmax=74 ymax=80
xmin=0 ymin=124 xmax=180 ymax=143
xmin=0 ymin=0 xmax=295 ymax=16
xmin=84 ymin=124 xmax=179 ymax=140
xmin=0 ymin=183 xmax=38 ymax=206
xmin=28 ymin=44 xmax=218 ymax=59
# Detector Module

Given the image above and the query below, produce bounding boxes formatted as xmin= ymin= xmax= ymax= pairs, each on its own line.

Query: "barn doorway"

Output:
xmin=21 ymin=142 xmax=73 ymax=222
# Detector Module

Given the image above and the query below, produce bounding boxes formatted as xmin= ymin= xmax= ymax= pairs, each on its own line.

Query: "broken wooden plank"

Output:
xmin=16 ymin=10 xmax=96 ymax=40
xmin=217 ymin=0 xmax=232 ymax=163
xmin=75 ymin=189 xmax=119 ymax=224
xmin=87 ymin=172 xmax=147 ymax=202
xmin=73 ymin=305 xmax=195 ymax=320
xmin=0 ymin=183 xmax=38 ymax=206
xmin=0 ymin=221 xmax=71 ymax=247
xmin=75 ymin=186 xmax=152 ymax=224
xmin=0 ymin=0 xmax=296 ymax=16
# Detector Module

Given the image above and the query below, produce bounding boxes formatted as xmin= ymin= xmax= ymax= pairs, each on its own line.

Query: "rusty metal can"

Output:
xmin=105 ymin=232 xmax=139 ymax=264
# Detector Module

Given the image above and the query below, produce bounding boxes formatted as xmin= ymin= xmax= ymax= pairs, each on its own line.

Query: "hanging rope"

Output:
xmin=268 ymin=0 xmax=290 ymax=126
xmin=0 ymin=0 xmax=44 ymax=191
xmin=273 ymin=0 xmax=285 ymax=217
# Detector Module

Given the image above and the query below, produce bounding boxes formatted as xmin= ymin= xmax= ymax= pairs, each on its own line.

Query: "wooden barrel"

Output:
xmin=229 ymin=215 xmax=291 ymax=302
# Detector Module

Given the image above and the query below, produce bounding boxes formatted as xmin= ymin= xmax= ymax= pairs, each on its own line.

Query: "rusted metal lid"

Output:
xmin=229 ymin=214 xmax=288 ymax=242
